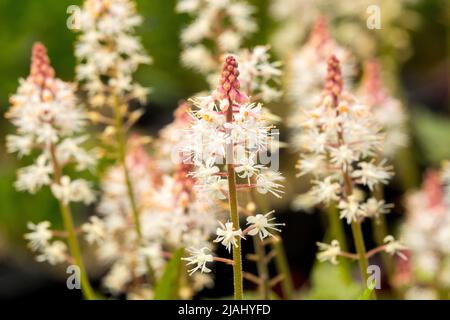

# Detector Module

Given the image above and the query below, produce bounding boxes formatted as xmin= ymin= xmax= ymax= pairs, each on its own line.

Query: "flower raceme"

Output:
xmin=296 ymin=55 xmax=394 ymax=224
xmin=182 ymin=56 xmax=284 ymax=280
xmin=6 ymin=42 xmax=97 ymax=300
xmin=6 ymin=42 xmax=96 ymax=208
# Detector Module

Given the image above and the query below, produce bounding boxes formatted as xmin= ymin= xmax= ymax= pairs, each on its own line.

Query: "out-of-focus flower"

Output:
xmin=74 ymin=0 xmax=151 ymax=105
xmin=384 ymin=235 xmax=408 ymax=260
xmin=316 ymin=240 xmax=341 ymax=265
xmin=182 ymin=247 xmax=214 ymax=276
xmin=24 ymin=221 xmax=53 ymax=251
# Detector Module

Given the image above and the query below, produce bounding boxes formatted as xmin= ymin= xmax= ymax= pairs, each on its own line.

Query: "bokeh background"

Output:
xmin=0 ymin=0 xmax=448 ymax=299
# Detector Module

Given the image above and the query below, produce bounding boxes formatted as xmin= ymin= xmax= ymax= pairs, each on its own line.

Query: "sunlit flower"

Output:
xmin=36 ymin=241 xmax=68 ymax=265
xmin=384 ymin=236 xmax=408 ymax=260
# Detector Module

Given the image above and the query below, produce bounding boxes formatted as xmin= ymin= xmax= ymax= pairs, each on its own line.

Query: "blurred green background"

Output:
xmin=0 ymin=0 xmax=448 ymax=299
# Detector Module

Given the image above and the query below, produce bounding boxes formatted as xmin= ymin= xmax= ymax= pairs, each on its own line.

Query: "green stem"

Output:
xmin=253 ymin=237 xmax=270 ymax=299
xmin=226 ymin=162 xmax=243 ymax=300
xmin=272 ymin=235 xmax=294 ymax=299
xmin=226 ymin=99 xmax=243 ymax=300
xmin=351 ymin=221 xmax=376 ymax=299
xmin=112 ymin=97 xmax=155 ymax=284
xmin=59 ymin=201 xmax=96 ymax=300
xmin=49 ymin=144 xmax=95 ymax=300
xmin=254 ymin=191 xmax=293 ymax=299
xmin=326 ymin=204 xmax=352 ymax=284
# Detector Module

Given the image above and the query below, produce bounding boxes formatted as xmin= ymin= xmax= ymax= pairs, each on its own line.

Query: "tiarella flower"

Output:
xmin=358 ymin=59 xmax=409 ymax=158
xmin=51 ymin=176 xmax=96 ymax=205
xmin=73 ymin=0 xmax=151 ymax=105
xmin=246 ymin=210 xmax=284 ymax=240
xmin=352 ymin=160 xmax=394 ymax=191
xmin=177 ymin=0 xmax=256 ymax=85
xmin=316 ymin=240 xmax=341 ymax=265
xmin=338 ymin=194 xmax=363 ymax=224
xmin=359 ymin=198 xmax=394 ymax=219
xmin=6 ymin=135 xmax=34 ymax=158
xmin=270 ymin=0 xmax=419 ymax=62
xmin=36 ymin=241 xmax=68 ymax=265
xmin=82 ymin=216 xmax=106 ymax=245
xmin=296 ymin=55 xmax=393 ymax=226
xmin=214 ymin=221 xmax=242 ymax=252
xmin=398 ymin=167 xmax=450 ymax=296
xmin=182 ymin=247 xmax=214 ymax=276
xmin=15 ymin=155 xmax=52 ymax=194
xmin=286 ymin=16 xmax=356 ymax=143
xmin=255 ymin=169 xmax=285 ymax=198
xmin=310 ymin=177 xmax=341 ymax=205
xmin=384 ymin=235 xmax=408 ymax=260
xmin=238 ymin=46 xmax=282 ymax=102
xmin=24 ymin=221 xmax=53 ymax=251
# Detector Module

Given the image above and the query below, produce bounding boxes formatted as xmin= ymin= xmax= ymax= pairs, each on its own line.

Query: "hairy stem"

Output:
xmin=225 ymin=100 xmax=243 ymax=300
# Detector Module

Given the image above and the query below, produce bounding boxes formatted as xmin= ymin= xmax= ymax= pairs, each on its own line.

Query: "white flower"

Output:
xmin=235 ymin=156 xmax=263 ymax=180
xmin=213 ymin=221 xmax=242 ymax=252
xmin=103 ymin=262 xmax=132 ymax=294
xmin=56 ymin=136 xmax=96 ymax=171
xmin=255 ymin=169 xmax=284 ymax=198
xmin=246 ymin=210 xmax=284 ymax=240
xmin=6 ymin=135 xmax=34 ymax=157
xmin=182 ymin=247 xmax=214 ymax=276
xmin=316 ymin=240 xmax=341 ymax=265
xmin=51 ymin=176 xmax=95 ymax=205
xmin=384 ymin=235 xmax=408 ymax=260
xmin=329 ymin=145 xmax=356 ymax=171
xmin=359 ymin=198 xmax=393 ymax=219
xmin=82 ymin=216 xmax=106 ymax=245
xmin=24 ymin=221 xmax=53 ymax=251
xmin=15 ymin=155 xmax=52 ymax=193
xmin=36 ymin=241 xmax=67 ymax=265
xmin=352 ymin=160 xmax=393 ymax=190
xmin=338 ymin=194 xmax=362 ymax=224
xmin=310 ymin=177 xmax=341 ymax=204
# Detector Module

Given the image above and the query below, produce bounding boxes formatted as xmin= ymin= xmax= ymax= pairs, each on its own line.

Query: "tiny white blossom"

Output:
xmin=246 ymin=210 xmax=284 ymax=240
xmin=359 ymin=198 xmax=394 ymax=219
xmin=82 ymin=216 xmax=106 ymax=245
xmin=384 ymin=235 xmax=408 ymax=260
xmin=214 ymin=221 xmax=242 ymax=252
xmin=338 ymin=194 xmax=362 ymax=224
xmin=182 ymin=247 xmax=214 ymax=276
xmin=352 ymin=160 xmax=393 ymax=190
xmin=51 ymin=176 xmax=95 ymax=205
xmin=36 ymin=240 xmax=67 ymax=265
xmin=24 ymin=221 xmax=53 ymax=251
xmin=316 ymin=240 xmax=341 ymax=265
xmin=310 ymin=177 xmax=341 ymax=204
xmin=15 ymin=155 xmax=53 ymax=194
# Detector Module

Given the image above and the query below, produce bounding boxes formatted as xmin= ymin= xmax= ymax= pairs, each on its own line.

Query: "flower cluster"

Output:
xmin=6 ymin=43 xmax=96 ymax=205
xmin=182 ymin=56 xmax=284 ymax=275
xmin=358 ymin=59 xmax=409 ymax=157
xmin=296 ymin=55 xmax=394 ymax=225
xmin=84 ymin=135 xmax=220 ymax=297
xmin=398 ymin=166 xmax=450 ymax=299
xmin=270 ymin=0 xmax=420 ymax=61
xmin=177 ymin=0 xmax=256 ymax=80
xmin=287 ymin=17 xmax=356 ymax=152
xmin=73 ymin=0 xmax=151 ymax=107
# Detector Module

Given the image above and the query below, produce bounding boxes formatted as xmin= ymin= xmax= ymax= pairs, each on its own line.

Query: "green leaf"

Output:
xmin=154 ymin=248 xmax=184 ymax=300
xmin=358 ymin=285 xmax=374 ymax=300
xmin=302 ymin=262 xmax=362 ymax=300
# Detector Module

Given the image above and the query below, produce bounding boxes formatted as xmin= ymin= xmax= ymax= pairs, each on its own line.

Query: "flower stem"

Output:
xmin=253 ymin=237 xmax=270 ymax=299
xmin=272 ymin=235 xmax=293 ymax=299
xmin=226 ymin=100 xmax=243 ymax=300
xmin=59 ymin=201 xmax=96 ymax=300
xmin=112 ymin=96 xmax=155 ymax=284
xmin=49 ymin=144 xmax=95 ymax=300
